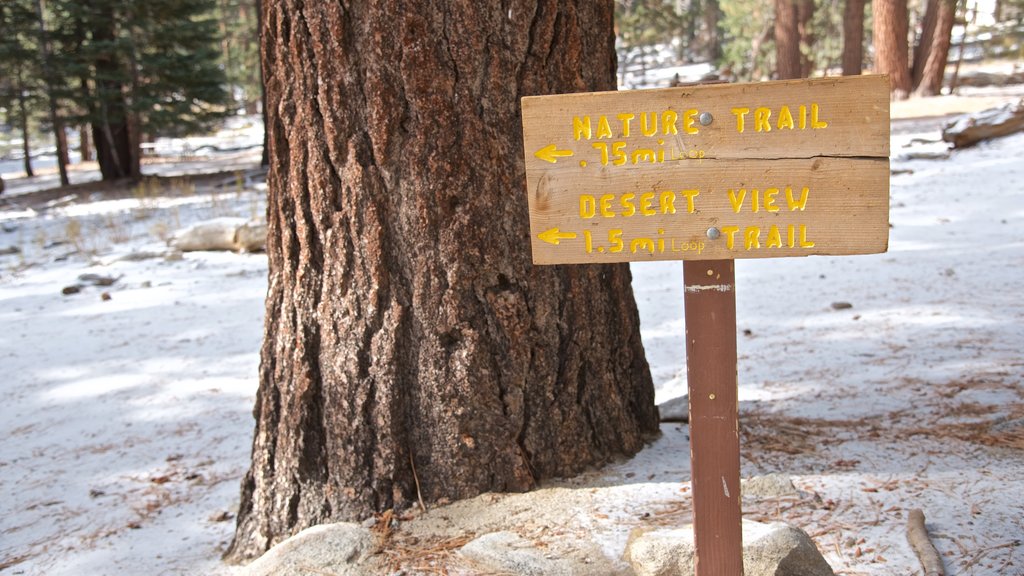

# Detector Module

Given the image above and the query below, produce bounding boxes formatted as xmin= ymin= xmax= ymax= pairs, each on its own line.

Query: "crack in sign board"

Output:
xmin=520 ymin=75 xmax=891 ymax=265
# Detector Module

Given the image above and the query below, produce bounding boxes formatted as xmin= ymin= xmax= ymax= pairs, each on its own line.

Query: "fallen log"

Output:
xmin=942 ymin=98 xmax=1024 ymax=148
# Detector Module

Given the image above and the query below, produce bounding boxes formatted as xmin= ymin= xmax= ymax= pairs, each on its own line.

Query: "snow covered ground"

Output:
xmin=2 ymin=92 xmax=1024 ymax=574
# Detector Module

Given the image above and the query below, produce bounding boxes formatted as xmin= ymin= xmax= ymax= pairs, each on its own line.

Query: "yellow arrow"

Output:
xmin=538 ymin=228 xmax=577 ymax=245
xmin=534 ymin=144 xmax=573 ymax=163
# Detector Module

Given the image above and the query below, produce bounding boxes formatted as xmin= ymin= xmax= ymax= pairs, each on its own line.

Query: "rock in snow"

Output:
xmin=658 ymin=394 xmax=689 ymax=423
xmin=625 ymin=519 xmax=834 ymax=576
xmin=742 ymin=473 xmax=800 ymax=499
xmin=171 ymin=217 xmax=266 ymax=253
xmin=236 ymin=523 xmax=377 ymax=576
xmin=458 ymin=531 xmax=628 ymax=576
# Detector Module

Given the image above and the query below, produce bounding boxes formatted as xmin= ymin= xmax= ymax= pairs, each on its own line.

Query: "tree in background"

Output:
xmin=843 ymin=0 xmax=867 ymax=74
xmin=18 ymin=0 xmax=231 ymax=182
xmin=36 ymin=0 xmax=71 ymax=186
xmin=616 ymin=0 xmax=723 ymax=81
xmin=215 ymin=0 xmax=261 ymax=114
xmin=775 ymin=0 xmax=802 ymax=78
xmin=774 ymin=0 xmax=816 ymax=80
xmin=873 ymin=0 xmax=912 ymax=97
xmin=0 ymin=0 xmax=41 ymax=178
xmin=912 ymin=0 xmax=957 ymax=95
xmin=720 ymin=0 xmax=775 ymax=79
xmin=226 ymin=0 xmax=659 ymax=561
xmin=797 ymin=0 xmax=816 ymax=75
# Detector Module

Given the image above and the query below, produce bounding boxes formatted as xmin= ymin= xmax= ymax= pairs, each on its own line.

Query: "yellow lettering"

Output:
xmin=777 ymin=106 xmax=794 ymax=130
xmin=631 ymin=238 xmax=655 ymax=254
xmin=799 ymin=224 xmax=815 ymax=247
xmin=766 ymin=225 xmax=782 ymax=248
xmin=754 ymin=107 xmax=771 ymax=132
xmin=632 ymin=149 xmax=656 ymax=164
xmin=659 ymin=191 xmax=677 ymax=215
xmin=617 ymin=113 xmax=635 ymax=137
xmin=752 ymin=188 xmax=760 ymax=212
xmin=764 ymin=188 xmax=780 ymax=212
xmin=579 ymin=195 xmax=596 ymax=218
xmin=640 ymin=192 xmax=656 ymax=216
xmin=573 ymin=116 xmax=592 ymax=141
xmin=722 ymin=226 xmax=740 ymax=250
xmin=811 ymin=103 xmax=828 ymax=129
xmin=786 ymin=186 xmax=810 ymax=211
xmin=599 ymin=194 xmax=615 ymax=218
xmin=787 ymin=224 xmax=796 ymax=247
xmin=662 ymin=110 xmax=678 ymax=135
xmin=640 ymin=112 xmax=658 ymax=136
xmin=679 ymin=189 xmax=699 ymax=213
xmin=597 ymin=115 xmax=613 ymax=139
xmin=683 ymin=108 xmax=699 ymax=135
xmin=728 ymin=188 xmax=746 ymax=213
xmin=609 ymin=229 xmax=624 ymax=252
xmin=611 ymin=141 xmax=627 ymax=165
xmin=731 ymin=107 xmax=750 ymax=133
xmin=799 ymin=105 xmax=807 ymax=130
xmin=620 ymin=193 xmax=636 ymax=217
xmin=592 ymin=143 xmax=608 ymax=165
xmin=744 ymin=226 xmax=761 ymax=250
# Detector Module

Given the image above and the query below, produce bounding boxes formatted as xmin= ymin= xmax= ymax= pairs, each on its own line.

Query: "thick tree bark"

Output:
xmin=775 ymin=0 xmax=802 ymax=79
xmin=912 ymin=0 xmax=957 ymax=95
xmin=226 ymin=0 xmax=659 ymax=562
xmin=843 ymin=0 xmax=866 ymax=75
xmin=873 ymin=0 xmax=912 ymax=98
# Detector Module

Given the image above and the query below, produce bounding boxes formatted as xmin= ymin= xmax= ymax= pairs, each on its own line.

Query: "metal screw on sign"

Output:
xmin=706 ymin=227 xmax=721 ymax=240
xmin=699 ymin=112 xmax=714 ymax=126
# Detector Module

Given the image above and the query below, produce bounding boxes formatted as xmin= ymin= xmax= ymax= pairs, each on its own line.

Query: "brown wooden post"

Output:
xmin=684 ymin=259 xmax=743 ymax=575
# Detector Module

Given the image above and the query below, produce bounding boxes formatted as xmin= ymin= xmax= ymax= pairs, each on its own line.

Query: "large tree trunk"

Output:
xmin=873 ymin=0 xmax=912 ymax=98
xmin=226 ymin=0 xmax=659 ymax=562
xmin=91 ymin=116 xmax=135 ymax=180
xmin=775 ymin=0 xmax=802 ymax=79
xmin=843 ymin=0 xmax=866 ymax=75
xmin=912 ymin=0 xmax=957 ymax=95
xmin=90 ymin=2 xmax=139 ymax=181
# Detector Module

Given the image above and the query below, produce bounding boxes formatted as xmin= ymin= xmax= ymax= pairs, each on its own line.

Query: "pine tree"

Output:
xmin=215 ymin=0 xmax=261 ymax=114
xmin=49 ymin=0 xmax=230 ymax=180
xmin=0 ymin=0 xmax=43 ymax=177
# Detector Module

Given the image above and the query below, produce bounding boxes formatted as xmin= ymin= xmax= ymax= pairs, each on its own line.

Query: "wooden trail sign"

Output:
xmin=521 ymin=76 xmax=890 ymax=576
xmin=522 ymin=75 xmax=890 ymax=264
